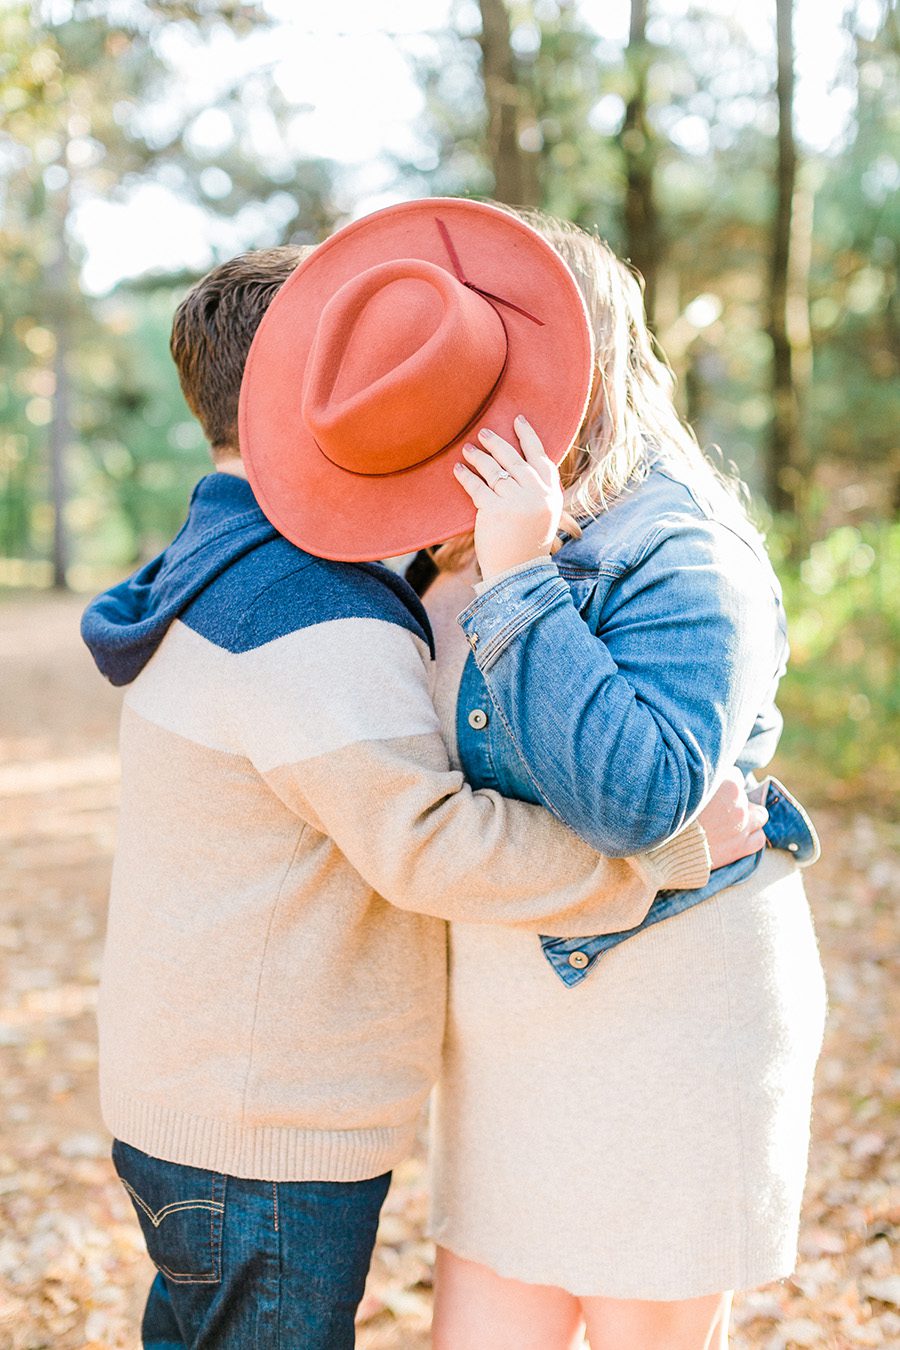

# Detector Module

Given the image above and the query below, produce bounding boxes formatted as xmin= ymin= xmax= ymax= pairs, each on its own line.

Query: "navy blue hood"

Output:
xmin=82 ymin=474 xmax=279 ymax=687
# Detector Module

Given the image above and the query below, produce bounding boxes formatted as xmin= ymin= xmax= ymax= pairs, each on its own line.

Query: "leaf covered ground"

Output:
xmin=0 ymin=595 xmax=897 ymax=1349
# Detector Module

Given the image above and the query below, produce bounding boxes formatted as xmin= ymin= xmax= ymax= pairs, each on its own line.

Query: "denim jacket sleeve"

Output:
xmin=457 ymin=519 xmax=787 ymax=856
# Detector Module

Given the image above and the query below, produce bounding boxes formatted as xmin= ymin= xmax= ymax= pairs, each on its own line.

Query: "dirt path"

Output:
xmin=0 ymin=594 xmax=897 ymax=1349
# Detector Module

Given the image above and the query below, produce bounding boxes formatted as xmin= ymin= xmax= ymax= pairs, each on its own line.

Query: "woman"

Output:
xmin=419 ymin=214 xmax=827 ymax=1349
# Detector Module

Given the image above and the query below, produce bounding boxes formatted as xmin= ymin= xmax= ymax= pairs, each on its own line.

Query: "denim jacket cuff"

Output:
xmin=472 ymin=554 xmax=553 ymax=596
xmin=457 ymin=561 xmax=569 ymax=670
xmin=639 ymin=820 xmax=712 ymax=893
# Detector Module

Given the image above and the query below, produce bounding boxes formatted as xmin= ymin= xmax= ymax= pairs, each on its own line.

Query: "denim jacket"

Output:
xmin=454 ymin=458 xmax=819 ymax=985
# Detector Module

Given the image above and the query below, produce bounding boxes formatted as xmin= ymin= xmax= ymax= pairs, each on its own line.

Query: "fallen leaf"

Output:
xmin=863 ymin=1277 xmax=900 ymax=1308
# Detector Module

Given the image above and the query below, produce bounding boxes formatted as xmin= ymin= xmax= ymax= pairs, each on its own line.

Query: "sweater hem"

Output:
xmin=102 ymin=1089 xmax=416 ymax=1182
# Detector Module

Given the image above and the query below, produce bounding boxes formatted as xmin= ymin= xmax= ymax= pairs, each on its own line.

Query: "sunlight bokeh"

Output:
xmin=74 ymin=0 xmax=865 ymax=293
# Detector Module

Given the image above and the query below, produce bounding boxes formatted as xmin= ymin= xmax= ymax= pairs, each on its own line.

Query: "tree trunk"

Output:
xmin=477 ymin=0 xmax=540 ymax=206
xmin=622 ymin=0 xmax=661 ymax=326
xmin=766 ymin=0 xmax=804 ymax=516
xmin=48 ymin=160 xmax=73 ymax=591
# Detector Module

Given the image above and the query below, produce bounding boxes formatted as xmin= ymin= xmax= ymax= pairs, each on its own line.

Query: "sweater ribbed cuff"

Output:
xmin=640 ymin=820 xmax=712 ymax=892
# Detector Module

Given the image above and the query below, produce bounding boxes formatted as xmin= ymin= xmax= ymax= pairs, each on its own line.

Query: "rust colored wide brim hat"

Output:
xmin=238 ymin=197 xmax=594 ymax=561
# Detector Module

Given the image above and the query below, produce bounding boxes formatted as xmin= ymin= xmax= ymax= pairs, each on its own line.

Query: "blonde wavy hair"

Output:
xmin=434 ymin=207 xmax=739 ymax=571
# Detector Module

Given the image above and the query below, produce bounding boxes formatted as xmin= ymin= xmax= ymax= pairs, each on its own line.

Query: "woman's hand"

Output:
xmin=453 ymin=415 xmax=564 ymax=583
xmin=699 ymin=768 xmax=769 ymax=869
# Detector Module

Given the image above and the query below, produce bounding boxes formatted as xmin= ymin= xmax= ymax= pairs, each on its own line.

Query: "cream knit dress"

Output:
xmin=425 ymin=569 xmax=828 ymax=1300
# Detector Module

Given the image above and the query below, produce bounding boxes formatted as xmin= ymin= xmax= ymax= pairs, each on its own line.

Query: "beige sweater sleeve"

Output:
xmin=243 ymin=617 xmax=710 ymax=937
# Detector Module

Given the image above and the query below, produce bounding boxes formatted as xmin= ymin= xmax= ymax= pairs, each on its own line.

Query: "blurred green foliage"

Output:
xmin=69 ymin=290 xmax=212 ymax=570
xmin=770 ymin=520 xmax=899 ymax=807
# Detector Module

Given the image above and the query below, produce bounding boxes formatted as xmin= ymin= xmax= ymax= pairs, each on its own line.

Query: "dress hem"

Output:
xmin=429 ymin=1229 xmax=797 ymax=1302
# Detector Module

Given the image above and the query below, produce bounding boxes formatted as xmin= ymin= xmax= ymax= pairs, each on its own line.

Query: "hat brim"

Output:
xmin=238 ymin=197 xmax=594 ymax=562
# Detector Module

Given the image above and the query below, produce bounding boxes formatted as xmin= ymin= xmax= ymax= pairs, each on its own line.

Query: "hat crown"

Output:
xmin=301 ymin=259 xmax=507 ymax=477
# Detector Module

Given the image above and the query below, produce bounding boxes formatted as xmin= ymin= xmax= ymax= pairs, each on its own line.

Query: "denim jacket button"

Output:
xmin=467 ymin=708 xmax=489 ymax=731
xmin=567 ymin=951 xmax=589 ymax=970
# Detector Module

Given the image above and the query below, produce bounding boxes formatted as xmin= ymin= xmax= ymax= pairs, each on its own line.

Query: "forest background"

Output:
xmin=2 ymin=0 xmax=897 ymax=806
xmin=0 ymin=4 xmax=898 ymax=1347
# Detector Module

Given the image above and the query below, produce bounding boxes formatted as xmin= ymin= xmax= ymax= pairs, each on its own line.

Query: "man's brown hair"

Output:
xmin=170 ymin=246 xmax=312 ymax=457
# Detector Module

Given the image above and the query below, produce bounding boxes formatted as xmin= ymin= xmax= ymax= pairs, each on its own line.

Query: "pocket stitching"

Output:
xmin=121 ymin=1177 xmax=225 ymax=1284
xmin=155 ymin=1260 xmax=221 ymax=1285
xmin=122 ymin=1179 xmax=225 ymax=1229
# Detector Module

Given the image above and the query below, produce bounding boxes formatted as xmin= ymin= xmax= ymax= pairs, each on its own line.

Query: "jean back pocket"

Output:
xmin=112 ymin=1139 xmax=226 ymax=1285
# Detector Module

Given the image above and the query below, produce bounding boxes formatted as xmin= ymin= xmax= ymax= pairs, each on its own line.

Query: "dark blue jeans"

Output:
xmin=112 ymin=1140 xmax=391 ymax=1349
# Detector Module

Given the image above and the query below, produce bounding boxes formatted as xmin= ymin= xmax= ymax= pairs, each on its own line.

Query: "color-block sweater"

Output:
xmin=82 ymin=473 xmax=711 ymax=1182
